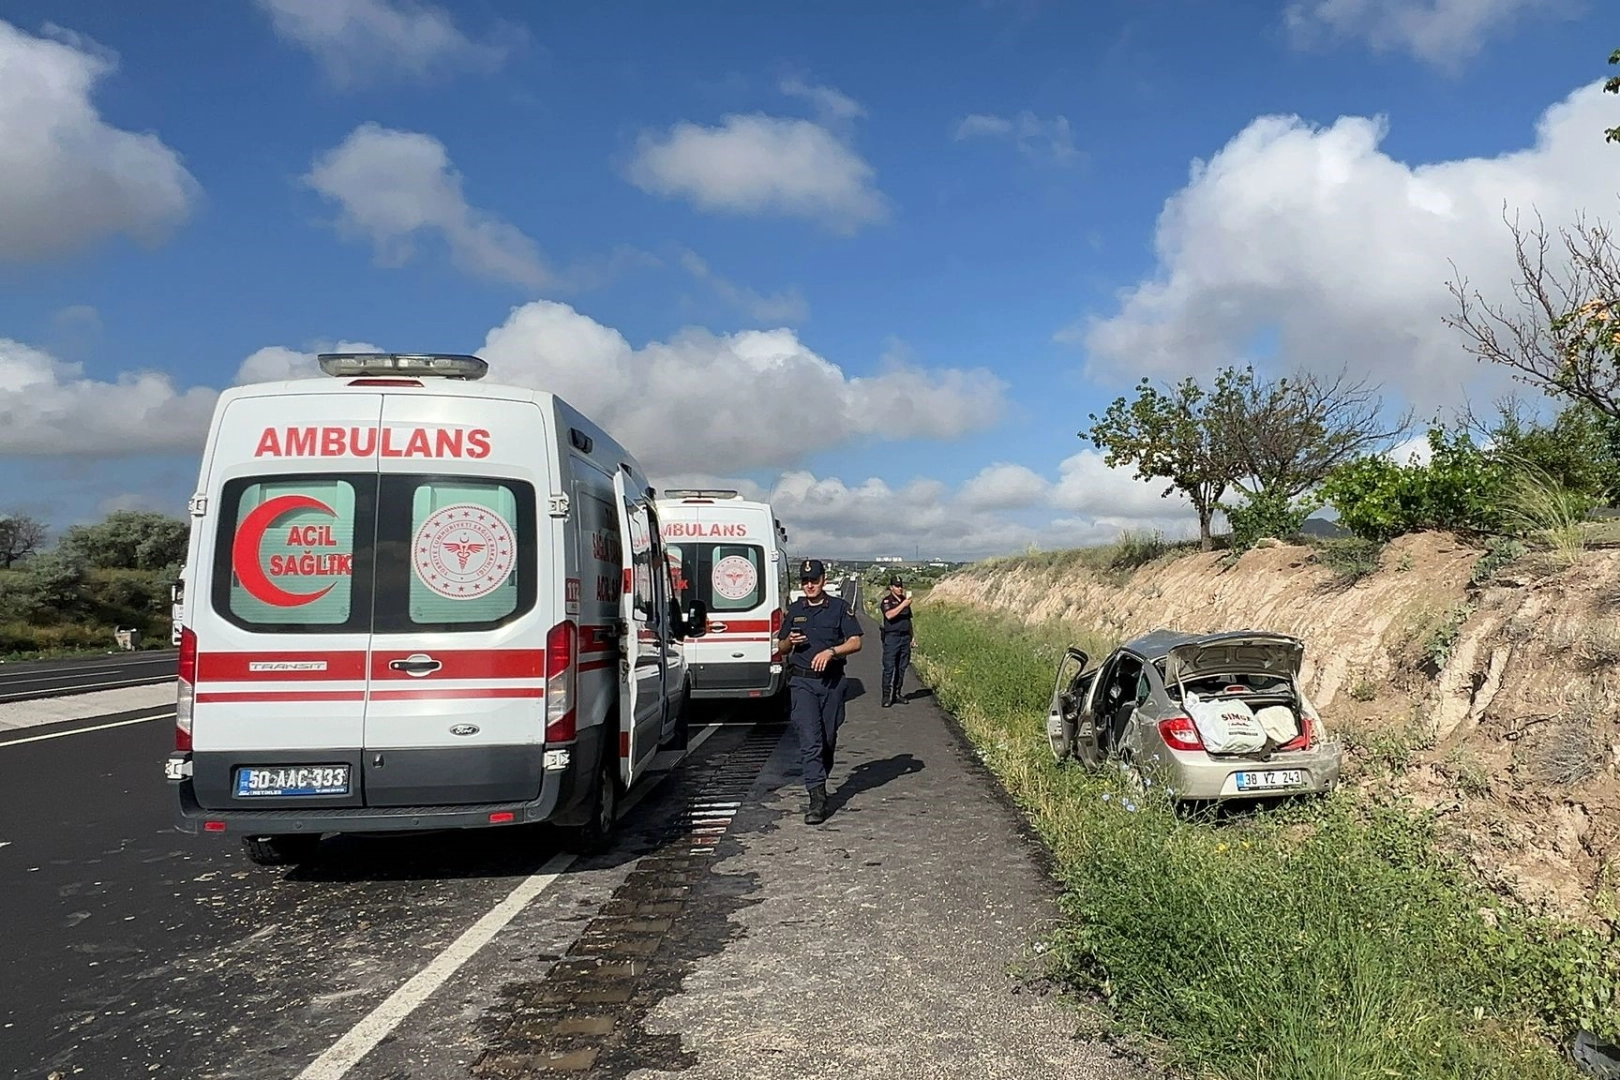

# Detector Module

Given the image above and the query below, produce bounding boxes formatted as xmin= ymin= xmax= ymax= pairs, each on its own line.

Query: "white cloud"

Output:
xmin=957 ymin=463 xmax=1052 ymax=511
xmin=305 ymin=123 xmax=551 ymax=289
xmin=0 ymin=338 xmax=217 ymax=456
xmin=1049 ymin=449 xmax=1196 ymax=523
xmin=954 ymin=110 xmax=1081 ymax=165
xmin=478 ymin=301 xmax=1004 ymax=473
xmin=0 ymin=20 xmax=198 ymax=264
xmin=1072 ymin=80 xmax=1620 ymax=414
xmin=1283 ymin=0 xmax=1558 ymax=68
xmin=256 ymin=0 xmax=511 ymax=85
xmin=676 ymin=249 xmax=809 ymax=323
xmin=779 ymin=77 xmax=866 ymax=123
xmin=626 ymin=113 xmax=888 ymax=235
xmin=234 ymin=340 xmax=383 ymax=384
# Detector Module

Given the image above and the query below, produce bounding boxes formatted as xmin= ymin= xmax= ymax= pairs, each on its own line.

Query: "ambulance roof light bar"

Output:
xmin=317 ymin=352 xmax=489 ymax=381
xmin=664 ymin=488 xmax=741 ymax=501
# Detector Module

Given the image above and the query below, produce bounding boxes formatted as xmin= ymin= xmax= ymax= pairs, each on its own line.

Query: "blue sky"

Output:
xmin=0 ymin=0 xmax=1616 ymax=558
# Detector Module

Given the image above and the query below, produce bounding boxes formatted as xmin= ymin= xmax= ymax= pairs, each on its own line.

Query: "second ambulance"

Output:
xmin=656 ymin=490 xmax=790 ymax=705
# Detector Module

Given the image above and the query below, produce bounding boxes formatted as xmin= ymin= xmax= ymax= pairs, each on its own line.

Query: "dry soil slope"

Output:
xmin=931 ymin=531 xmax=1620 ymax=921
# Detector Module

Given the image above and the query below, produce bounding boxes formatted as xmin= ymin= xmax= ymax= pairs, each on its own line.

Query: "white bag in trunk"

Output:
xmin=1185 ymin=692 xmax=1267 ymax=754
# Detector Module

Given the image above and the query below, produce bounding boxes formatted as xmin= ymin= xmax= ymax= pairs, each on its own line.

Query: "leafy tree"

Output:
xmin=0 ymin=513 xmax=47 ymax=569
xmin=1213 ymin=366 xmax=1409 ymax=547
xmin=59 ymin=511 xmax=189 ymax=572
xmin=1217 ymin=366 xmax=1410 ymax=501
xmin=9 ymin=552 xmax=89 ymax=618
xmin=1086 ymin=375 xmax=1239 ymax=551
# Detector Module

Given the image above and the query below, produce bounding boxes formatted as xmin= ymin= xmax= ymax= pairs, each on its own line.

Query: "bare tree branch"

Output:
xmin=1444 ymin=207 xmax=1620 ymax=420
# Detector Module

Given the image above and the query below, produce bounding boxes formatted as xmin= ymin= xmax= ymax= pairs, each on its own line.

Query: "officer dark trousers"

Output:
xmin=881 ymin=631 xmax=911 ymax=703
xmin=789 ymin=672 xmax=845 ymax=793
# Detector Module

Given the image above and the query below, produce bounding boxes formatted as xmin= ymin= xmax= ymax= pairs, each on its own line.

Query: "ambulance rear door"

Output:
xmin=362 ymin=394 xmax=552 ymax=807
xmin=186 ymin=393 xmax=382 ymax=811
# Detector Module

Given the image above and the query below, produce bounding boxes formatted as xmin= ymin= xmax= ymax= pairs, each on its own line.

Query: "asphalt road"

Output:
xmin=0 ymin=695 xmax=780 ymax=1080
xmin=0 ymin=651 xmax=179 ymax=704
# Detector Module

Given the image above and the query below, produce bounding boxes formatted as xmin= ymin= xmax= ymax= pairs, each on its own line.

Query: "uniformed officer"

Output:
xmin=775 ymin=558 xmax=863 ymax=824
xmin=878 ymin=575 xmax=914 ymax=707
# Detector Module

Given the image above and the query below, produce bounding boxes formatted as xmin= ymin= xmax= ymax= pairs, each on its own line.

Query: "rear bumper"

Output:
xmin=1152 ymin=740 xmax=1344 ymax=801
xmin=688 ymin=660 xmax=783 ymax=700
xmin=170 ymin=730 xmax=601 ymax=836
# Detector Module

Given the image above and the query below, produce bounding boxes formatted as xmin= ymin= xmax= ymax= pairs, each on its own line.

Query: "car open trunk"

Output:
xmin=1163 ymin=633 xmax=1310 ymax=755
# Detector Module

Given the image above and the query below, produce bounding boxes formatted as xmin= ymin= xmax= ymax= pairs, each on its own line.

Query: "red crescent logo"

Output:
xmin=232 ymin=494 xmax=339 ymax=608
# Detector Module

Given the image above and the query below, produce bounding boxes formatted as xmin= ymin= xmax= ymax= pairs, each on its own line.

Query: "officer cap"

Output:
xmin=888 ymin=574 xmax=904 ymax=586
xmin=799 ymin=558 xmax=825 ymax=581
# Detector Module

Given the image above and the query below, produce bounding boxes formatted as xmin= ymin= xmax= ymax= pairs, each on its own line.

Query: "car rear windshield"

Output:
xmin=213 ymin=472 xmax=537 ymax=634
xmin=665 ymin=542 xmax=766 ymax=613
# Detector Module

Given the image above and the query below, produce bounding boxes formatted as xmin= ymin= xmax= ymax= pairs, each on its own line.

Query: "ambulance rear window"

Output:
xmin=373 ymin=476 xmax=535 ymax=632
xmin=666 ymin=542 xmax=765 ymax=613
xmin=214 ymin=475 xmax=371 ymax=632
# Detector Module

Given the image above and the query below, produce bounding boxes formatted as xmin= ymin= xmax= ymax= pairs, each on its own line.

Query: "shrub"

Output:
xmin=1321 ymin=428 xmax=1509 ymax=542
xmin=1312 ymin=537 xmax=1385 ymax=584
xmin=1222 ymin=488 xmax=1315 ymax=550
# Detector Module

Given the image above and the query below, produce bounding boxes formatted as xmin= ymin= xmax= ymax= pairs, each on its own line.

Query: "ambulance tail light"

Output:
xmin=176 ymin=626 xmax=197 ymax=752
xmin=545 ymin=619 xmax=577 ymax=743
xmin=771 ymin=608 xmax=783 ymax=638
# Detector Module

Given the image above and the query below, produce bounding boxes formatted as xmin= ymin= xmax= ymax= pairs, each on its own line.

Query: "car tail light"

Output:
xmin=545 ymin=619 xmax=576 ymax=743
xmin=1158 ymin=714 xmax=1204 ymax=751
xmin=176 ymin=626 xmax=197 ymax=752
xmin=770 ymin=608 xmax=783 ymax=638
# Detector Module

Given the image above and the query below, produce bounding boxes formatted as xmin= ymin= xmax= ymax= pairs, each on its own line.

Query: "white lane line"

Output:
xmin=0 ymin=676 xmax=176 ymax=704
xmin=295 ymin=852 xmax=578 ymax=1080
xmin=296 ymin=719 xmax=725 ymax=1080
xmin=0 ymin=712 xmax=173 ymax=747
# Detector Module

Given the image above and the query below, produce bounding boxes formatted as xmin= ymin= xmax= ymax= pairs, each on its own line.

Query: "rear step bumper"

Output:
xmin=172 ymin=751 xmax=587 ymax=836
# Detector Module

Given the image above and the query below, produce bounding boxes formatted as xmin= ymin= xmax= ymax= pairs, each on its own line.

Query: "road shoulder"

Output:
xmin=619 ymin=647 xmax=1142 ymax=1079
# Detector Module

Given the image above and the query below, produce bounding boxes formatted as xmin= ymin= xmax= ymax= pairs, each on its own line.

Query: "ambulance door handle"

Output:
xmin=389 ymin=654 xmax=442 ymax=677
xmin=709 ymin=622 xmax=728 ymax=633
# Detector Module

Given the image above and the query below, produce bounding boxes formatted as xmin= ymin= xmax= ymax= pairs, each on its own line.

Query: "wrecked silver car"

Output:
xmin=1046 ymin=629 xmax=1343 ymax=802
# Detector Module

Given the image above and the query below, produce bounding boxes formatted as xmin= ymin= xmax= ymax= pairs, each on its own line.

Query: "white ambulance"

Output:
xmin=655 ymin=491 xmax=789 ymax=704
xmin=165 ymin=352 xmax=707 ymax=865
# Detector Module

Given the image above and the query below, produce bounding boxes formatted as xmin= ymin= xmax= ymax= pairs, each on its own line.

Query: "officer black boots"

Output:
xmin=805 ymin=784 xmax=827 ymax=824
xmin=881 ymin=687 xmax=893 ymax=708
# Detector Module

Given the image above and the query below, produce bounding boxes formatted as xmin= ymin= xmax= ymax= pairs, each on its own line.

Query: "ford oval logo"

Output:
xmin=449 ymin=724 xmax=480 ymax=737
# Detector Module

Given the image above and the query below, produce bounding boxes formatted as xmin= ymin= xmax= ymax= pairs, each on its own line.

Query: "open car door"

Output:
xmin=1047 ymin=647 xmax=1102 ymax=766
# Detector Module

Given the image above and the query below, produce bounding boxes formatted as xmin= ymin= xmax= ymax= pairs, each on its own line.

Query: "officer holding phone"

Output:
xmin=776 ymin=559 xmax=862 ymax=824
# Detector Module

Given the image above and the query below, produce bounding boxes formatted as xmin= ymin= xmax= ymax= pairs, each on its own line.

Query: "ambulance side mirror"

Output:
xmin=683 ymin=599 xmax=708 ymax=638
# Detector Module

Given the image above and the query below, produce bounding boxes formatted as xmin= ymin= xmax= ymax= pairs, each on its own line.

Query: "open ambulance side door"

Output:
xmin=613 ymin=470 xmax=663 ymax=789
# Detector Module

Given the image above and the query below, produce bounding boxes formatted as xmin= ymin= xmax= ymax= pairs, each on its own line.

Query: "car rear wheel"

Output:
xmin=558 ymin=756 xmax=619 ymax=857
xmin=242 ymin=833 xmax=321 ymax=867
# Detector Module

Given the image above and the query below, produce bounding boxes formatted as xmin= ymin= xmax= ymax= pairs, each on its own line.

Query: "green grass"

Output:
xmin=911 ymin=601 xmax=1619 ymax=1080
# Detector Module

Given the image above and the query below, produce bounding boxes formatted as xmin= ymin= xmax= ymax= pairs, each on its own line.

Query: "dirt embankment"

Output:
xmin=930 ymin=532 xmax=1620 ymax=922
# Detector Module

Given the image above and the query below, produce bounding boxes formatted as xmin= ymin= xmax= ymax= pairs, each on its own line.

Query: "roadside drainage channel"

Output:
xmin=472 ymin=721 xmax=786 ymax=1077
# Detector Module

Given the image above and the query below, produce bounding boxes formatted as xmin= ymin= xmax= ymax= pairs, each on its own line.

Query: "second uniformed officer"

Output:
xmin=775 ymin=559 xmax=862 ymax=824
xmin=878 ymin=575 xmax=913 ymax=707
